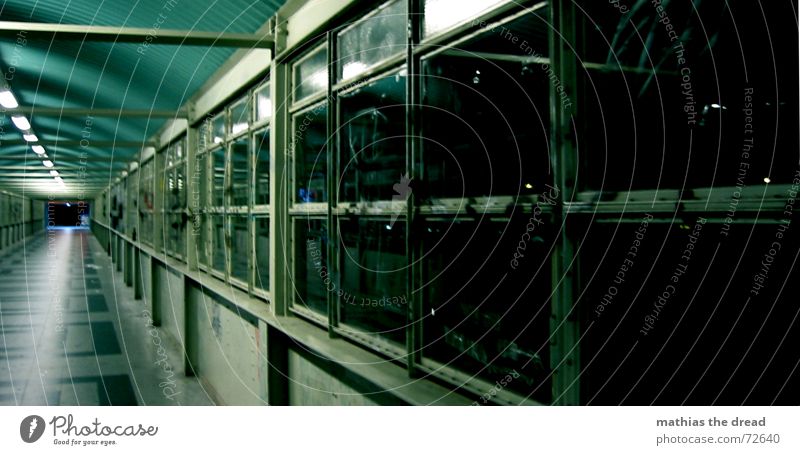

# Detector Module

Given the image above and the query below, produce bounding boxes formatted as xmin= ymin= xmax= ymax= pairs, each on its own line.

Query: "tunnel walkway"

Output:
xmin=0 ymin=228 xmax=213 ymax=405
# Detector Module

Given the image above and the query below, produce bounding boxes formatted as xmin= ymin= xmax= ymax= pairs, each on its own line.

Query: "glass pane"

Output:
xmin=211 ymin=215 xmax=226 ymax=274
xmin=420 ymin=12 xmax=551 ymax=199
xmin=255 ymin=128 xmax=271 ymax=205
xmin=576 ymin=219 xmax=800 ymax=404
xmin=293 ymin=46 xmax=328 ymax=103
xmin=197 ymin=214 xmax=209 ymax=267
xmin=231 ymin=136 xmax=250 ymax=207
xmin=337 ymin=218 xmax=406 ymax=344
xmin=175 ymin=139 xmax=184 ymax=162
xmin=578 ymin=1 xmax=799 ymax=192
xmin=255 ymin=82 xmax=272 ymax=123
xmin=255 ymin=217 xmax=270 ymax=291
xmin=293 ymin=103 xmax=328 ymax=203
xmin=337 ymin=0 xmax=407 ymax=81
xmin=168 ymin=213 xmax=185 ymax=257
xmin=199 ymin=120 xmax=211 ymax=151
xmin=212 ymin=148 xmax=226 ymax=207
xmin=230 ymin=96 xmax=251 ymax=136
xmin=338 ymin=71 xmax=406 ymax=202
xmin=293 ymin=218 xmax=328 ymax=316
xmin=230 ymin=216 xmax=249 ymax=283
xmin=422 ymin=218 xmax=552 ymax=402
xmin=424 ymin=0 xmax=508 ymax=37
xmin=176 ymin=163 xmax=186 ymax=208
xmin=211 ymin=112 xmax=226 ymax=145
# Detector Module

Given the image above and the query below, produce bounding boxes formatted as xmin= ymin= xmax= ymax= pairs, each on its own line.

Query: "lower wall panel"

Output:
xmin=188 ymin=285 xmax=263 ymax=405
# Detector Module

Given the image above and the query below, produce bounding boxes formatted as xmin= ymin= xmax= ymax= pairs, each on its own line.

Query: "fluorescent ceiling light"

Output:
xmin=11 ymin=115 xmax=31 ymax=130
xmin=54 ymin=176 xmax=64 ymax=183
xmin=42 ymin=160 xmax=54 ymax=168
xmin=31 ymin=145 xmax=46 ymax=155
xmin=49 ymin=170 xmax=59 ymax=176
xmin=23 ymin=134 xmax=38 ymax=142
xmin=0 ymin=90 xmax=18 ymax=109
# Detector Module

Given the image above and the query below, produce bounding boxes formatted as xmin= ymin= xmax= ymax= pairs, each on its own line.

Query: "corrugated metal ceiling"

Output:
xmin=0 ymin=0 xmax=284 ymax=197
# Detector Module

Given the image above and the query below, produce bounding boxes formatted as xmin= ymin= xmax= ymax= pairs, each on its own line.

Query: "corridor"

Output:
xmin=0 ymin=228 xmax=212 ymax=405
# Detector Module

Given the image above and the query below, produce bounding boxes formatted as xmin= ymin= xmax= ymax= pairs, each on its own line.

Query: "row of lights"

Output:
xmin=0 ymin=87 xmax=65 ymax=189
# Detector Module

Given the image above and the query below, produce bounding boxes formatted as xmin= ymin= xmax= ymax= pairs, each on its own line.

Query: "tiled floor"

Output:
xmin=0 ymin=227 xmax=214 ymax=405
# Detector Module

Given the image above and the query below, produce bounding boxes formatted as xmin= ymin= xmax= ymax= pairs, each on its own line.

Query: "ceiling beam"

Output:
xmin=1 ymin=140 xmax=155 ymax=148
xmin=0 ymin=154 xmax=136 ymax=162
xmin=0 ymin=21 xmax=274 ymax=48
xmin=4 ymin=106 xmax=188 ymax=118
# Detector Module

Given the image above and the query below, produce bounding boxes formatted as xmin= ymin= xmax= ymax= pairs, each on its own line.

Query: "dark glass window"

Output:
xmin=211 ymin=215 xmax=227 ymax=274
xmin=255 ymin=129 xmax=271 ymax=206
xmin=230 ymin=96 xmax=251 ymax=136
xmin=293 ymin=218 xmax=328 ymax=316
xmin=293 ymin=103 xmax=328 ymax=203
xmin=421 ymin=217 xmax=552 ymax=402
xmin=231 ymin=136 xmax=250 ymax=207
xmin=420 ymin=11 xmax=551 ymax=200
xmin=336 ymin=217 xmax=407 ymax=344
xmin=338 ymin=71 xmax=407 ymax=203
xmin=255 ymin=217 xmax=270 ymax=291
xmin=230 ymin=216 xmax=249 ymax=283
xmin=212 ymin=148 xmax=226 ymax=207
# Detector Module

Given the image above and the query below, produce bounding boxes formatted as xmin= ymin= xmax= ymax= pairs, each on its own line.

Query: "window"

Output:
xmin=423 ymin=0 xmax=509 ymax=38
xmin=335 ymin=217 xmax=407 ymax=344
xmin=337 ymin=0 xmax=407 ymax=81
xmin=293 ymin=45 xmax=328 ymax=104
xmin=254 ymin=82 xmax=272 ymax=123
xmin=254 ymin=128 xmax=271 ymax=206
xmin=211 ymin=215 xmax=226 ymax=275
xmin=337 ymin=71 xmax=407 ymax=203
xmin=292 ymin=218 xmax=328 ymax=317
xmin=211 ymin=112 xmax=226 ymax=146
xmin=230 ymin=216 xmax=250 ymax=284
xmin=139 ymin=159 xmax=155 ymax=245
xmin=164 ymin=137 xmax=187 ymax=259
xmin=230 ymin=95 xmax=251 ymax=136
xmin=212 ymin=148 xmax=226 ymax=207
xmin=421 ymin=217 xmax=552 ymax=402
xmin=420 ymin=9 xmax=551 ymax=200
xmin=292 ymin=103 xmax=328 ymax=204
xmin=255 ymin=217 xmax=270 ymax=293
xmin=230 ymin=136 xmax=251 ymax=207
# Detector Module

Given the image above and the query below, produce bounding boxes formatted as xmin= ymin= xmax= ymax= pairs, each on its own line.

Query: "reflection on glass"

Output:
xmin=337 ymin=0 xmax=407 ymax=81
xmin=424 ymin=0 xmax=507 ymax=37
xmin=337 ymin=218 xmax=406 ymax=344
xmin=255 ymin=83 xmax=272 ymax=122
xmin=338 ymin=71 xmax=406 ymax=202
xmin=420 ymin=49 xmax=550 ymax=199
xmin=212 ymin=148 xmax=226 ymax=206
xmin=230 ymin=216 xmax=249 ymax=283
xmin=293 ymin=103 xmax=328 ymax=203
xmin=293 ymin=219 xmax=327 ymax=316
xmin=211 ymin=113 xmax=226 ymax=145
xmin=198 ymin=214 xmax=209 ymax=267
xmin=255 ymin=217 xmax=270 ymax=291
xmin=212 ymin=215 xmax=226 ymax=274
xmin=293 ymin=46 xmax=328 ymax=103
xmin=230 ymin=96 xmax=251 ymax=136
xmin=422 ymin=218 xmax=551 ymax=402
xmin=168 ymin=213 xmax=185 ymax=257
xmin=231 ymin=136 xmax=250 ymax=207
xmin=255 ymin=129 xmax=271 ymax=205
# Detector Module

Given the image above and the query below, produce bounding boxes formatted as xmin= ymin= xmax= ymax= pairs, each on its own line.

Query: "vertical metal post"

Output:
xmin=327 ymin=31 xmax=338 ymax=337
xmin=270 ymin=49 xmax=289 ymax=317
xmin=406 ymin=0 xmax=422 ymax=375
xmin=549 ymin=0 xmax=580 ymax=405
xmin=186 ymin=123 xmax=200 ymax=271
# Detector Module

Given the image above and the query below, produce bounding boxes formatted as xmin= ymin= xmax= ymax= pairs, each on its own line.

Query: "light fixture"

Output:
xmin=66 ymin=202 xmax=71 ymax=207
xmin=23 ymin=133 xmax=38 ymax=142
xmin=11 ymin=115 xmax=31 ymax=130
xmin=42 ymin=160 xmax=54 ymax=168
xmin=49 ymin=170 xmax=59 ymax=176
xmin=764 ymin=177 xmax=771 ymax=184
xmin=54 ymin=176 xmax=64 ymax=183
xmin=0 ymin=90 xmax=18 ymax=109
xmin=524 ymin=183 xmax=533 ymax=189
xmin=31 ymin=145 xmax=46 ymax=155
